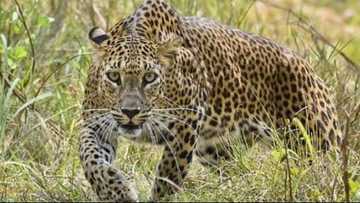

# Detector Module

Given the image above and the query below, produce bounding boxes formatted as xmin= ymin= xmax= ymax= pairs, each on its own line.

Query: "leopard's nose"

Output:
xmin=121 ymin=107 xmax=140 ymax=119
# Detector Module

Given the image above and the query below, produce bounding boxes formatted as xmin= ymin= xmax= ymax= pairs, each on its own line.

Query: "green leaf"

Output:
xmin=271 ymin=148 xmax=286 ymax=162
xmin=9 ymin=46 xmax=27 ymax=60
xmin=13 ymin=22 xmax=22 ymax=34
xmin=37 ymin=15 xmax=53 ymax=28
xmin=7 ymin=58 xmax=15 ymax=69
xmin=292 ymin=117 xmax=314 ymax=155
xmin=0 ymin=34 xmax=8 ymax=71
xmin=350 ymin=179 xmax=360 ymax=194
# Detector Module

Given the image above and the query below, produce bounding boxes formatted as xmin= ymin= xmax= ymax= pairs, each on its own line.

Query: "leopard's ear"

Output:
xmin=89 ymin=27 xmax=110 ymax=47
xmin=157 ymin=36 xmax=183 ymax=66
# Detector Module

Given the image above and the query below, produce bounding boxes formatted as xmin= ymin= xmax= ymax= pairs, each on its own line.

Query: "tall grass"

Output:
xmin=0 ymin=0 xmax=359 ymax=201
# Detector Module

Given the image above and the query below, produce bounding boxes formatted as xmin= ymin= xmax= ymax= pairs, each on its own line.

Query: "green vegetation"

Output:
xmin=0 ymin=0 xmax=359 ymax=201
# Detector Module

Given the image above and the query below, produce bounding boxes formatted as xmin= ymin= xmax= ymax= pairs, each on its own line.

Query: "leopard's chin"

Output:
xmin=117 ymin=123 xmax=144 ymax=138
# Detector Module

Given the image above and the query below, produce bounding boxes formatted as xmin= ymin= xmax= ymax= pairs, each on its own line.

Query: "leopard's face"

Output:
xmin=90 ymin=32 xmax=176 ymax=139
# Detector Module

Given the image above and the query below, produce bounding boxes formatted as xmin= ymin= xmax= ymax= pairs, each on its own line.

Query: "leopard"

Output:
xmin=79 ymin=0 xmax=342 ymax=201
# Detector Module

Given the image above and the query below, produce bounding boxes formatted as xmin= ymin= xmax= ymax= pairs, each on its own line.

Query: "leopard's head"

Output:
xmin=88 ymin=27 xmax=184 ymax=139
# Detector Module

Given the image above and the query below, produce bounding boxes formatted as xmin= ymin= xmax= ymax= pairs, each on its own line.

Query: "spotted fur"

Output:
xmin=79 ymin=0 xmax=341 ymax=201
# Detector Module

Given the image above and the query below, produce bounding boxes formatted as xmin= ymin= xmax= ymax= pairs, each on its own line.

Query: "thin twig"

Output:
xmin=14 ymin=0 xmax=36 ymax=75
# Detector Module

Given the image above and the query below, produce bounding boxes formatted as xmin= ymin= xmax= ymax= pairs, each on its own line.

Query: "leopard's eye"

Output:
xmin=106 ymin=71 xmax=121 ymax=85
xmin=143 ymin=72 xmax=158 ymax=84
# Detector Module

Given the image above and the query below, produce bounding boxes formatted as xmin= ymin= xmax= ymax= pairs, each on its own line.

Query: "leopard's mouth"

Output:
xmin=117 ymin=122 xmax=144 ymax=138
xmin=120 ymin=123 xmax=142 ymax=130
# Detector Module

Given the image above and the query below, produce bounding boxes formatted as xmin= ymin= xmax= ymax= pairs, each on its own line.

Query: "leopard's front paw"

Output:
xmin=90 ymin=165 xmax=139 ymax=202
xmin=98 ymin=183 xmax=139 ymax=202
xmin=116 ymin=185 xmax=139 ymax=202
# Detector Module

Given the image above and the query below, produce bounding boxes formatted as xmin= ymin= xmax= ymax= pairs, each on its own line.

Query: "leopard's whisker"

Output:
xmin=151 ymin=112 xmax=193 ymax=129
xmin=150 ymin=119 xmax=182 ymax=174
xmin=94 ymin=115 xmax=111 ymax=137
xmin=81 ymin=112 xmax=110 ymax=126
xmin=146 ymin=122 xmax=158 ymax=145
xmin=100 ymin=116 xmax=114 ymax=142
